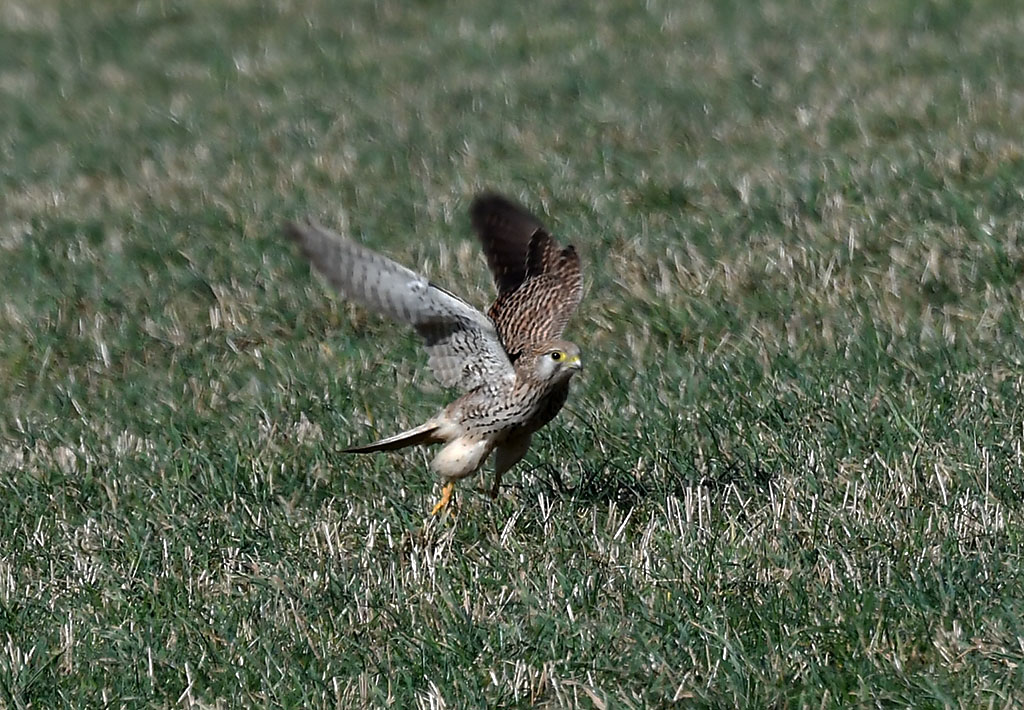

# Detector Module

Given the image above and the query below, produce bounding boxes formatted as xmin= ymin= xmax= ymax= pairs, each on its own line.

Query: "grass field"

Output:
xmin=3 ymin=0 xmax=1024 ymax=706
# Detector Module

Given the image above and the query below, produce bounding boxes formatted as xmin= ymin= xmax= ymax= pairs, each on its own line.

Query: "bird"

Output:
xmin=285 ymin=193 xmax=583 ymax=513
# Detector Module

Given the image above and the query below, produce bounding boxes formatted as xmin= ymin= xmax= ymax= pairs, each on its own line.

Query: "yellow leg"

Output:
xmin=430 ymin=481 xmax=455 ymax=515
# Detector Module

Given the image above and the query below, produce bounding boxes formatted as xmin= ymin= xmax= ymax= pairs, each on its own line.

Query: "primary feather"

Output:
xmin=285 ymin=220 xmax=514 ymax=392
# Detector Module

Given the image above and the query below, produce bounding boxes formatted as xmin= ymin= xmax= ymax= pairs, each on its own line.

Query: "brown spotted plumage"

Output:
xmin=471 ymin=194 xmax=583 ymax=360
xmin=285 ymin=193 xmax=583 ymax=513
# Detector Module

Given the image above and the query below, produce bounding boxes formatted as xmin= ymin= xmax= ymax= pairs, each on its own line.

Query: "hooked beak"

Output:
xmin=565 ymin=354 xmax=583 ymax=371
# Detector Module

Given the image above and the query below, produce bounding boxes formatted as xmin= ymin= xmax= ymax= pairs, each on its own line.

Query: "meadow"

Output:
xmin=2 ymin=0 xmax=1024 ymax=706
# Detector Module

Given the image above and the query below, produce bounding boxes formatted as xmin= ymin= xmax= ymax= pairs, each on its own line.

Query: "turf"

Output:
xmin=3 ymin=0 xmax=1024 ymax=707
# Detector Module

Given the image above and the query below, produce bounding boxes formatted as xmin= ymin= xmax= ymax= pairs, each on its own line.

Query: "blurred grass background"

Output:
xmin=2 ymin=0 xmax=1024 ymax=706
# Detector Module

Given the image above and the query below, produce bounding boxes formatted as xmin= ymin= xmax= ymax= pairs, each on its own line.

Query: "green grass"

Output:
xmin=3 ymin=0 xmax=1024 ymax=706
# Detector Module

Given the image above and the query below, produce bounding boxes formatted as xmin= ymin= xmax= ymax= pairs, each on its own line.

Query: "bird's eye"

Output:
xmin=551 ymin=351 xmax=563 ymax=361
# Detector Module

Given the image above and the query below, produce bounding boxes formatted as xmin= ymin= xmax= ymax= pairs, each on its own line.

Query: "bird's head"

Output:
xmin=527 ymin=339 xmax=582 ymax=385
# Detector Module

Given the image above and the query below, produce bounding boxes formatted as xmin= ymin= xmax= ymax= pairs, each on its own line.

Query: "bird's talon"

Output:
xmin=430 ymin=481 xmax=455 ymax=515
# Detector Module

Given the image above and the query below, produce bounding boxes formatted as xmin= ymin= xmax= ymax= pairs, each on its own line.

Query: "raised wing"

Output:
xmin=470 ymin=194 xmax=583 ymax=359
xmin=285 ymin=220 xmax=514 ymax=392
xmin=470 ymin=193 xmax=546 ymax=296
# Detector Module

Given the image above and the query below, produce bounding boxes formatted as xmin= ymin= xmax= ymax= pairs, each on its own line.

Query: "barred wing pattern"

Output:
xmin=285 ymin=220 xmax=514 ymax=392
xmin=470 ymin=194 xmax=583 ymax=359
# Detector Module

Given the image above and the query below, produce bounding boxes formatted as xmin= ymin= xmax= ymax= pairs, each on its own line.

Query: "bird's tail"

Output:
xmin=344 ymin=421 xmax=444 ymax=454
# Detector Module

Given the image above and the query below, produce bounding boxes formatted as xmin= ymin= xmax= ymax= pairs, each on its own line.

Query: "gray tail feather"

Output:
xmin=344 ymin=421 xmax=443 ymax=454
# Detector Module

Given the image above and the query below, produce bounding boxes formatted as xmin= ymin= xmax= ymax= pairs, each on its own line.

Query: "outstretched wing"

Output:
xmin=470 ymin=194 xmax=583 ymax=359
xmin=285 ymin=220 xmax=514 ymax=392
xmin=470 ymin=193 xmax=546 ymax=296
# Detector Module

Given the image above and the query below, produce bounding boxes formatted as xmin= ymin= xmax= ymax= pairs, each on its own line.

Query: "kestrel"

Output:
xmin=285 ymin=193 xmax=583 ymax=513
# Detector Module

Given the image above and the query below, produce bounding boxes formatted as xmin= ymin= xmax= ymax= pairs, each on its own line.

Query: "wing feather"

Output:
xmin=470 ymin=193 xmax=546 ymax=296
xmin=470 ymin=194 xmax=583 ymax=358
xmin=285 ymin=220 xmax=513 ymax=392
